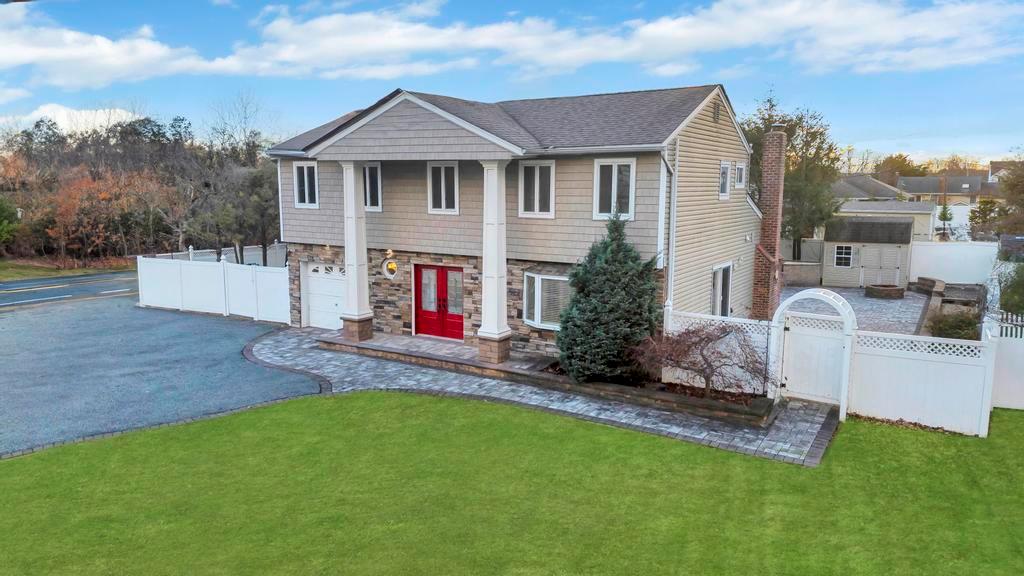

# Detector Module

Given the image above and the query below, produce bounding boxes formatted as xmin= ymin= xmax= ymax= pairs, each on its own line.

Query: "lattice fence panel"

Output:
xmin=856 ymin=333 xmax=983 ymax=359
xmin=786 ymin=313 xmax=845 ymax=333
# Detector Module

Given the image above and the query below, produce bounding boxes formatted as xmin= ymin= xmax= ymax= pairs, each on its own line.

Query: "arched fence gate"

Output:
xmin=668 ymin=288 xmax=1000 ymax=437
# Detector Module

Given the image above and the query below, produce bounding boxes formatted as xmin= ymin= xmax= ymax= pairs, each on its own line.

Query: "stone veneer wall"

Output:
xmin=287 ymin=243 xmax=664 ymax=358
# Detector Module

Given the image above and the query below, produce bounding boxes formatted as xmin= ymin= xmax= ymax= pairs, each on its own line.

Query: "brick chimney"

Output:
xmin=751 ymin=124 xmax=787 ymax=320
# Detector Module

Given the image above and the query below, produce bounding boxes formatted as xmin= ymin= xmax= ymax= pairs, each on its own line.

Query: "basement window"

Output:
xmin=523 ymin=273 xmax=572 ymax=330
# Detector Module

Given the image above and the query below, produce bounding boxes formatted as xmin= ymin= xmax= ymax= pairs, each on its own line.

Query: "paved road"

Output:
xmin=0 ymin=297 xmax=318 ymax=456
xmin=0 ymin=271 xmax=138 ymax=309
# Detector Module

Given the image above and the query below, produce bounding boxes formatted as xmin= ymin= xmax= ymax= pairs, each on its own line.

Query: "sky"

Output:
xmin=1 ymin=0 xmax=1022 ymax=162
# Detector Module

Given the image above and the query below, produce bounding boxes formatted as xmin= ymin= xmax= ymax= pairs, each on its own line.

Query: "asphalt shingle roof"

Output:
xmin=830 ymin=174 xmax=901 ymax=200
xmin=897 ymin=176 xmax=983 ymax=195
xmin=840 ymin=200 xmax=935 ymax=213
xmin=268 ymin=85 xmax=721 ymax=154
xmin=825 ymin=217 xmax=913 ymax=244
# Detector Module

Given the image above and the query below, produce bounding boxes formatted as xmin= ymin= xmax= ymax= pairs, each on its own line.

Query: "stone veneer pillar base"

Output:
xmin=341 ymin=317 xmax=374 ymax=342
xmin=477 ymin=335 xmax=511 ymax=364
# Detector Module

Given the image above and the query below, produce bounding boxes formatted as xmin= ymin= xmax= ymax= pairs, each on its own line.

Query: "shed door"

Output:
xmin=859 ymin=245 xmax=901 ymax=286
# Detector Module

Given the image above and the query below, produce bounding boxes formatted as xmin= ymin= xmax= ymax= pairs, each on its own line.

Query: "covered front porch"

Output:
xmin=333 ymin=158 xmax=518 ymax=363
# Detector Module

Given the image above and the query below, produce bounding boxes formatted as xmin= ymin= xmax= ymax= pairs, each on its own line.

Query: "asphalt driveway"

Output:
xmin=0 ymin=297 xmax=318 ymax=456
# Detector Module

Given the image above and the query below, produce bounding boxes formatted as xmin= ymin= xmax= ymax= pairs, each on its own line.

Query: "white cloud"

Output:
xmin=0 ymin=84 xmax=30 ymax=104
xmin=0 ymin=104 xmax=140 ymax=133
xmin=1 ymin=0 xmax=1022 ymax=88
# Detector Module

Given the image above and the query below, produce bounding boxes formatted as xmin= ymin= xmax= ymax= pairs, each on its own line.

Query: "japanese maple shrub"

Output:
xmin=634 ymin=324 xmax=773 ymax=398
xmin=557 ymin=215 xmax=660 ymax=382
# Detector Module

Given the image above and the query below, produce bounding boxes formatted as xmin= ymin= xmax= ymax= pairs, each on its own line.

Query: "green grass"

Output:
xmin=2 ymin=393 xmax=1022 ymax=575
xmin=0 ymin=259 xmax=133 ymax=281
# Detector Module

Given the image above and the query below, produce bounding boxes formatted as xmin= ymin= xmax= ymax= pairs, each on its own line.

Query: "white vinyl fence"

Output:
xmin=992 ymin=312 xmax=1024 ymax=410
xmin=136 ymin=256 xmax=290 ymax=324
xmin=146 ymin=243 xmax=286 ymax=267
xmin=668 ymin=287 xmax=1003 ymax=437
xmin=909 ymin=241 xmax=998 ymax=283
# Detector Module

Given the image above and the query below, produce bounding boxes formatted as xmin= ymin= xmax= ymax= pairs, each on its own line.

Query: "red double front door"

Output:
xmin=415 ymin=265 xmax=464 ymax=340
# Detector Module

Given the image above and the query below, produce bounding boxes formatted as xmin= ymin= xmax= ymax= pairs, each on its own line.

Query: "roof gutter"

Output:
xmin=524 ymin=143 xmax=664 ymax=156
xmin=266 ymin=150 xmax=308 ymax=158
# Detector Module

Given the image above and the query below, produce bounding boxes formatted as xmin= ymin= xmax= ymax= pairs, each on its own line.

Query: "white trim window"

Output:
xmin=427 ymin=161 xmax=459 ymax=214
xmin=519 ymin=160 xmax=555 ymax=218
xmin=593 ymin=158 xmax=636 ymax=220
xmin=293 ymin=161 xmax=319 ymax=209
xmin=712 ymin=262 xmax=733 ymax=317
xmin=523 ymin=272 xmax=572 ymax=330
xmin=363 ymin=162 xmax=382 ymax=212
xmin=718 ymin=161 xmax=731 ymax=200
xmin=834 ymin=245 xmax=853 ymax=268
xmin=734 ymin=161 xmax=746 ymax=189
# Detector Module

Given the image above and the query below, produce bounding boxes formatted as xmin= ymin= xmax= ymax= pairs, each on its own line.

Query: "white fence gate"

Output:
xmin=136 ymin=256 xmax=290 ymax=324
xmin=781 ymin=312 xmax=846 ymax=404
xmin=992 ymin=312 xmax=1024 ymax=410
xmin=667 ymin=288 xmax=1002 ymax=437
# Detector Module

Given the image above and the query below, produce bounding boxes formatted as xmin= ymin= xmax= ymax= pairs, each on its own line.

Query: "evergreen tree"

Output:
xmin=557 ymin=216 xmax=660 ymax=382
xmin=938 ymin=200 xmax=953 ymax=240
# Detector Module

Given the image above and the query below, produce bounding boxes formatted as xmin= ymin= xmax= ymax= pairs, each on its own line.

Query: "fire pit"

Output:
xmin=865 ymin=284 xmax=905 ymax=299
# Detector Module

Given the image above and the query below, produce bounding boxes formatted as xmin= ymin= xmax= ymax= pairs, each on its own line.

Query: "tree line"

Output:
xmin=0 ymin=96 xmax=279 ymax=266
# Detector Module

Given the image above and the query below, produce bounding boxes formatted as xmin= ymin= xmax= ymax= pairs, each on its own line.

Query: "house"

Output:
xmin=822 ymin=217 xmax=913 ymax=288
xmin=830 ymin=174 xmax=902 ymax=201
xmin=267 ymin=85 xmax=784 ymax=363
xmin=896 ymin=175 xmax=1001 ymax=206
xmin=989 ymin=160 xmax=1021 ymax=182
xmin=837 ymin=200 xmax=935 ymax=241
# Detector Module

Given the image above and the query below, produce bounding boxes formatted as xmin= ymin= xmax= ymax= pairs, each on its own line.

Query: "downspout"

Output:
xmin=663 ymin=148 xmax=679 ymax=330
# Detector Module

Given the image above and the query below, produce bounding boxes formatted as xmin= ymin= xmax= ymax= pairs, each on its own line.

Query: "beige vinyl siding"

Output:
xmin=504 ymin=153 xmax=662 ymax=263
xmin=822 ymin=242 xmax=910 ymax=288
xmin=672 ymin=92 xmax=761 ymax=317
xmin=366 ymin=161 xmax=482 ymax=255
xmin=317 ymin=99 xmax=513 ymax=161
xmin=279 ymin=159 xmax=344 ymax=246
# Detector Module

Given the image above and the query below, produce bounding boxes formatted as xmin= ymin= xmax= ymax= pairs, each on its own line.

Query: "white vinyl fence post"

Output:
xmin=177 ymin=260 xmax=185 ymax=311
xmin=188 ymin=245 xmax=194 ymax=261
xmin=221 ymin=259 xmax=230 ymax=316
xmin=979 ymin=327 xmax=998 ymax=438
xmin=839 ymin=329 xmax=854 ymax=422
xmin=252 ymin=265 xmax=260 ymax=322
xmin=136 ymin=256 xmax=146 ymax=307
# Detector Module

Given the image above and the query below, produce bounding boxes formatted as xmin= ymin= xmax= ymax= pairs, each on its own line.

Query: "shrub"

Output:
xmin=1000 ymin=263 xmax=1024 ymax=314
xmin=634 ymin=324 xmax=774 ymax=398
xmin=557 ymin=216 xmax=659 ymax=382
xmin=927 ymin=311 xmax=981 ymax=340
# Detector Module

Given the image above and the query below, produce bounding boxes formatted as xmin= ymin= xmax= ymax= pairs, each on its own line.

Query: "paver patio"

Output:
xmin=250 ymin=328 xmax=839 ymax=466
xmin=782 ymin=286 xmax=928 ymax=334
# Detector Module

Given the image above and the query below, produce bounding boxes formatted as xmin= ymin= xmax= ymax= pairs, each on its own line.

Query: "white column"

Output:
xmin=478 ymin=160 xmax=511 ymax=340
xmin=340 ymin=161 xmax=372 ymax=321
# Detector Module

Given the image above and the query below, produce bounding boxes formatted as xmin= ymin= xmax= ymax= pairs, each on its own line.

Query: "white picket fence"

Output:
xmin=668 ymin=290 xmax=1002 ymax=437
xmin=136 ymin=256 xmax=290 ymax=324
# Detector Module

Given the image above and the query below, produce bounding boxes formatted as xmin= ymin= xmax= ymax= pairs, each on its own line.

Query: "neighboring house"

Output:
xmin=896 ymin=175 xmax=1001 ymax=206
xmin=830 ymin=174 xmax=902 ymax=201
xmin=989 ymin=160 xmax=1021 ymax=182
xmin=268 ymin=84 xmax=782 ymax=362
xmin=822 ymin=217 xmax=912 ymax=288
xmin=837 ymin=200 xmax=935 ymax=241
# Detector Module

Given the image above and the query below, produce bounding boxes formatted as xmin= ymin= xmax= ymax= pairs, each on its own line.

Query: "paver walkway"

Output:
xmin=250 ymin=328 xmax=838 ymax=466
xmin=782 ymin=286 xmax=928 ymax=334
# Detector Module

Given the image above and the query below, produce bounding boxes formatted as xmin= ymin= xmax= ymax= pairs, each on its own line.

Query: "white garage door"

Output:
xmin=304 ymin=262 xmax=346 ymax=330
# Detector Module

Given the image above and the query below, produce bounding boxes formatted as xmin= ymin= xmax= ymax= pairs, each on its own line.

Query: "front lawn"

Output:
xmin=0 ymin=258 xmax=134 ymax=281
xmin=2 ymin=393 xmax=1022 ymax=575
